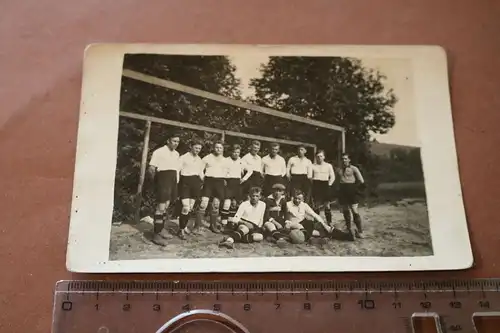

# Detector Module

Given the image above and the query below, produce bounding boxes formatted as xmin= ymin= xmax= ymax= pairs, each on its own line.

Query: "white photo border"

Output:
xmin=66 ymin=43 xmax=473 ymax=273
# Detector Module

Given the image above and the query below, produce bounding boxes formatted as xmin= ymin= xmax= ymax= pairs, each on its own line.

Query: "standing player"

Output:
xmin=147 ymin=133 xmax=180 ymax=247
xmin=286 ymin=145 xmax=313 ymax=202
xmin=194 ymin=141 xmax=227 ymax=234
xmin=177 ymin=140 xmax=204 ymax=240
xmin=337 ymin=153 xmax=366 ymax=239
xmin=241 ymin=140 xmax=263 ymax=198
xmin=218 ymin=187 xmax=266 ymax=249
xmin=311 ymin=150 xmax=336 ymax=225
xmin=262 ymin=142 xmax=287 ymax=196
xmin=220 ymin=144 xmax=244 ymax=228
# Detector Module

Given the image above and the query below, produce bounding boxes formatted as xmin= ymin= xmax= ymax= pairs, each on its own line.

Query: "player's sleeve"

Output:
xmin=149 ymin=149 xmax=159 ymax=167
xmin=232 ymin=201 xmax=247 ymax=224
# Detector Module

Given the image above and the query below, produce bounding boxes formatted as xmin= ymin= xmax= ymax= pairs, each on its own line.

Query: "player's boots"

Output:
xmin=342 ymin=209 xmax=356 ymax=241
xmin=151 ymin=213 xmax=169 ymax=246
xmin=353 ymin=213 xmax=364 ymax=239
xmin=209 ymin=212 xmax=223 ymax=233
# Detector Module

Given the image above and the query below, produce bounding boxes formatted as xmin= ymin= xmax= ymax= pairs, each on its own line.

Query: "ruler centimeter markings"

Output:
xmin=52 ymin=279 xmax=500 ymax=333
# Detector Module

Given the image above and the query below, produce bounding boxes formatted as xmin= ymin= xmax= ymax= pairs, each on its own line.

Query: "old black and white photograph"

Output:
xmin=66 ymin=44 xmax=472 ymax=273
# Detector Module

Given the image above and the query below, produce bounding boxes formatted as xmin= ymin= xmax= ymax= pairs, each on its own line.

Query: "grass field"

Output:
xmin=109 ymin=195 xmax=433 ymax=260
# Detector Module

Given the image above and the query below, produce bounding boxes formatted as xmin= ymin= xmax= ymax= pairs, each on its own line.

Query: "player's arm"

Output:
xmin=148 ymin=150 xmax=159 ymax=178
xmin=200 ymin=155 xmax=209 ymax=181
xmin=328 ymin=164 xmax=335 ymax=186
xmin=286 ymin=157 xmax=293 ymax=179
xmin=307 ymin=160 xmax=313 ymax=180
xmin=261 ymin=157 xmax=267 ymax=175
xmin=198 ymin=157 xmax=205 ymax=180
xmin=240 ymin=156 xmax=253 ymax=183
xmin=305 ymin=203 xmax=330 ymax=231
xmin=353 ymin=166 xmax=365 ymax=184
xmin=232 ymin=201 xmax=247 ymax=224
xmin=280 ymin=156 xmax=287 ymax=177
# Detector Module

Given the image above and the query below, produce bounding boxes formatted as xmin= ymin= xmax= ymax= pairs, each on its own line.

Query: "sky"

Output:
xmin=228 ymin=55 xmax=420 ymax=147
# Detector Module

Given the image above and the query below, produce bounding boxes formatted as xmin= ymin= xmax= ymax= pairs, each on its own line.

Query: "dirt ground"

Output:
xmin=109 ymin=199 xmax=433 ymax=260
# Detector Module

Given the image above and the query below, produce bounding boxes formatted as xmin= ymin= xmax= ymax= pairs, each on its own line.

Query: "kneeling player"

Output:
xmin=218 ymin=187 xmax=266 ymax=249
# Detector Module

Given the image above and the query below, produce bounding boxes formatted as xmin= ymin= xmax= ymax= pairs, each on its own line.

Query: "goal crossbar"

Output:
xmin=121 ymin=111 xmax=317 ymax=149
xmin=122 ymin=69 xmax=346 ymax=134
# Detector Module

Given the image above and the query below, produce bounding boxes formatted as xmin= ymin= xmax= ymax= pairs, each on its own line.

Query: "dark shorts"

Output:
xmin=179 ymin=175 xmax=202 ymax=200
xmin=290 ymin=174 xmax=310 ymax=196
xmin=312 ymin=180 xmax=331 ymax=203
xmin=242 ymin=172 xmax=263 ymax=196
xmin=225 ymin=178 xmax=241 ymax=200
xmin=202 ymin=177 xmax=225 ymax=199
xmin=263 ymin=175 xmax=286 ymax=195
xmin=338 ymin=183 xmax=359 ymax=205
xmin=154 ymin=170 xmax=178 ymax=202
xmin=237 ymin=220 xmax=263 ymax=243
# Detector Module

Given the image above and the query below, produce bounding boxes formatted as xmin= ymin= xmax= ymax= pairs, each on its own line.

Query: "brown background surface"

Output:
xmin=1 ymin=0 xmax=500 ymax=331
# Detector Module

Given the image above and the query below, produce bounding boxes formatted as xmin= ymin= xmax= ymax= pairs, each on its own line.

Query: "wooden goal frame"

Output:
xmin=120 ymin=69 xmax=346 ymax=221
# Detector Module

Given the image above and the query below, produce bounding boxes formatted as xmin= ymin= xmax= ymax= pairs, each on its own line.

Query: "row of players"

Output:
xmin=147 ymin=133 xmax=366 ymax=247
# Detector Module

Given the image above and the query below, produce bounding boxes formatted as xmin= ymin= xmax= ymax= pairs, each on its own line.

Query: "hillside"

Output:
xmin=369 ymin=141 xmax=420 ymax=157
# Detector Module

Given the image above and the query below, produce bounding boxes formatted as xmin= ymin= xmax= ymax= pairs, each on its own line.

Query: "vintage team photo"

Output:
xmin=108 ymin=51 xmax=433 ymax=261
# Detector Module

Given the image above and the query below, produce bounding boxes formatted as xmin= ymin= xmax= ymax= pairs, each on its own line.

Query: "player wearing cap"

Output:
xmin=241 ymin=140 xmax=263 ymax=199
xmin=218 ymin=187 xmax=266 ymax=249
xmin=176 ymin=140 xmax=204 ymax=240
xmin=262 ymin=183 xmax=289 ymax=247
xmin=286 ymin=145 xmax=313 ymax=202
xmin=262 ymin=143 xmax=287 ymax=196
xmin=194 ymin=141 xmax=227 ymax=234
xmin=311 ymin=150 xmax=336 ymax=225
xmin=337 ymin=153 xmax=366 ymax=239
xmin=220 ymin=144 xmax=244 ymax=228
xmin=147 ymin=133 xmax=181 ymax=247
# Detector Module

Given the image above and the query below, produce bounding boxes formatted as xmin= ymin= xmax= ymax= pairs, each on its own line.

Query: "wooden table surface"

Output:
xmin=1 ymin=1 xmax=499 ymax=332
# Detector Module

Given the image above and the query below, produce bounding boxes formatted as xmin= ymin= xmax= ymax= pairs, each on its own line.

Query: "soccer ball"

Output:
xmin=289 ymin=229 xmax=305 ymax=244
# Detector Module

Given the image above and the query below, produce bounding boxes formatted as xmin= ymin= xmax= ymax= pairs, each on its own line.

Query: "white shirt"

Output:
xmin=242 ymin=153 xmax=263 ymax=173
xmin=312 ymin=162 xmax=335 ymax=184
xmin=287 ymin=156 xmax=312 ymax=176
xmin=262 ymin=154 xmax=286 ymax=176
xmin=286 ymin=201 xmax=322 ymax=224
xmin=233 ymin=200 xmax=267 ymax=227
xmin=225 ymin=157 xmax=243 ymax=179
xmin=179 ymin=152 xmax=204 ymax=177
xmin=149 ymin=146 xmax=180 ymax=171
xmin=202 ymin=153 xmax=227 ymax=178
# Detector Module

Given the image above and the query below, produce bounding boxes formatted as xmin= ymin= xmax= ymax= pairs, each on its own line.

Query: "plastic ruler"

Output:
xmin=52 ymin=279 xmax=500 ymax=332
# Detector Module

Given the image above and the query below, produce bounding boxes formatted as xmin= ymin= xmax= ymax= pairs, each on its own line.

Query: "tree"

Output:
xmin=248 ymin=56 xmax=397 ymax=168
xmin=114 ymin=54 xmax=243 ymax=222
